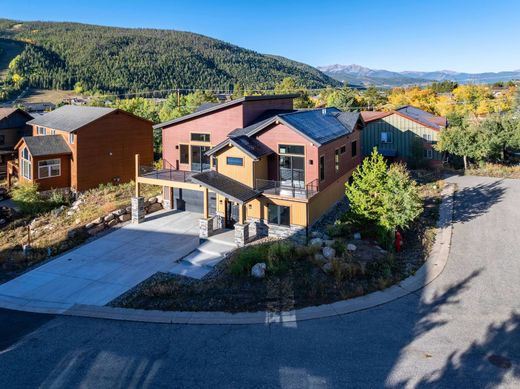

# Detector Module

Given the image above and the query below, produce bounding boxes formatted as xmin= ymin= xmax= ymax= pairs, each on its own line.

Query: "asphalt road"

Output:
xmin=0 ymin=175 xmax=519 ymax=388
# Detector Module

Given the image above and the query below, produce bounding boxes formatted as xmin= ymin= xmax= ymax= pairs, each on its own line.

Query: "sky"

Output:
xmin=1 ymin=0 xmax=519 ymax=73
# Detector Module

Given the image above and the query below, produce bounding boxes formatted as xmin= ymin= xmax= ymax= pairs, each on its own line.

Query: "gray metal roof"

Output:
xmin=396 ymin=106 xmax=447 ymax=130
xmin=190 ymin=170 xmax=261 ymax=204
xmin=27 ymin=105 xmax=117 ymax=133
xmin=206 ymin=135 xmax=273 ymax=160
xmin=22 ymin=135 xmax=72 ymax=157
xmin=153 ymin=94 xmax=299 ymax=129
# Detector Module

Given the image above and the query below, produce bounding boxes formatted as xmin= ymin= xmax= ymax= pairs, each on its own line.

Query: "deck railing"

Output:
xmin=138 ymin=159 xmax=195 ymax=183
xmin=256 ymin=178 xmax=319 ymax=199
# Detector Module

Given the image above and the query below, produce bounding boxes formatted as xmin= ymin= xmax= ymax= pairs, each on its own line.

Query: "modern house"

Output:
xmin=0 ymin=108 xmax=33 ymax=178
xmin=7 ymin=105 xmax=153 ymax=192
xmin=361 ymin=106 xmax=447 ymax=165
xmin=136 ymin=94 xmax=364 ymax=245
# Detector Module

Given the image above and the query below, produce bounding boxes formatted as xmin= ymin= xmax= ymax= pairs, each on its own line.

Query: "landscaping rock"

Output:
xmin=347 ymin=243 xmax=357 ymax=252
xmin=314 ymin=253 xmax=327 ymax=263
xmin=67 ymin=229 xmax=78 ymax=239
xmin=251 ymin=262 xmax=267 ymax=278
xmin=325 ymin=239 xmax=335 ymax=247
xmin=66 ymin=210 xmax=75 ymax=216
xmin=148 ymin=197 xmax=158 ymax=204
xmin=322 ymin=246 xmax=336 ymax=259
xmin=51 ymin=205 xmax=66 ymax=216
xmin=104 ymin=213 xmax=115 ymax=222
xmin=72 ymin=199 xmax=83 ymax=208
xmin=85 ymin=222 xmax=95 ymax=229
xmin=113 ymin=208 xmax=126 ymax=216
xmin=107 ymin=219 xmax=118 ymax=227
xmin=74 ymin=218 xmax=81 ymax=225
xmin=156 ymin=195 xmax=163 ymax=204
xmin=322 ymin=234 xmax=330 ymax=240
xmin=311 ymin=231 xmax=322 ymax=238
xmin=92 ymin=217 xmax=103 ymax=225
xmin=30 ymin=218 xmax=45 ymax=229
xmin=119 ymin=214 xmax=131 ymax=222
xmin=0 ymin=218 xmax=6 ymax=226
xmin=125 ymin=206 xmax=132 ymax=213
xmin=310 ymin=238 xmax=324 ymax=247
xmin=88 ymin=224 xmax=104 ymax=236
xmin=353 ymin=232 xmax=362 ymax=240
xmin=147 ymin=202 xmax=163 ymax=213
xmin=321 ymin=262 xmax=333 ymax=274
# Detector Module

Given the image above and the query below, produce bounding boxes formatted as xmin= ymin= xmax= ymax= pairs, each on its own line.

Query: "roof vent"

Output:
xmin=322 ymin=108 xmax=327 ymax=115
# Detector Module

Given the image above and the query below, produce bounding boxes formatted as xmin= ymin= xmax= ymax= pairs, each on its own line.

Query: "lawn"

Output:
xmin=112 ymin=181 xmax=443 ymax=313
xmin=0 ymin=182 xmax=160 ymax=283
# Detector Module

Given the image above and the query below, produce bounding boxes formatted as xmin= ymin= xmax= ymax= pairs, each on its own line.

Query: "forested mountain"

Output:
xmin=0 ymin=19 xmax=340 ymax=95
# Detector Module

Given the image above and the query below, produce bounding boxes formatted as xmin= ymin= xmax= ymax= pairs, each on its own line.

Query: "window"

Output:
xmin=424 ymin=149 xmax=433 ymax=159
xmin=268 ymin=204 xmax=290 ymax=226
xmin=179 ymin=144 xmax=189 ymax=164
xmin=226 ymin=157 xmax=243 ymax=166
xmin=0 ymin=135 xmax=4 ymax=145
xmin=21 ymin=147 xmax=31 ymax=179
xmin=380 ymin=131 xmax=393 ymax=143
xmin=423 ymin=133 xmax=433 ymax=143
xmin=37 ymin=126 xmax=46 ymax=135
xmin=335 ymin=149 xmax=340 ymax=173
xmin=319 ymin=155 xmax=325 ymax=181
xmin=340 ymin=145 xmax=346 ymax=154
xmin=49 ymin=129 xmax=56 ymax=135
xmin=191 ymin=133 xmax=210 ymax=142
xmin=351 ymin=141 xmax=357 ymax=157
xmin=279 ymin=145 xmax=304 ymax=155
xmin=38 ymin=159 xmax=61 ymax=179
xmin=68 ymin=133 xmax=74 ymax=144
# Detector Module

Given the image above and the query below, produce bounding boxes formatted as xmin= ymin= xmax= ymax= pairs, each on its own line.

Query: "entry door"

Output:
xmin=226 ymin=201 xmax=239 ymax=228
xmin=191 ymin=145 xmax=211 ymax=172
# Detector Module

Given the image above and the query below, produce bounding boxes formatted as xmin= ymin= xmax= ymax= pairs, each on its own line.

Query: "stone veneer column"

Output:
xmin=234 ymin=223 xmax=249 ymax=247
xmin=199 ymin=218 xmax=214 ymax=239
xmin=131 ymin=196 xmax=145 ymax=224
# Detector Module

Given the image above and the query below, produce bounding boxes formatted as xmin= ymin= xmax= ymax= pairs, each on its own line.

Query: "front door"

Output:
xmin=191 ymin=145 xmax=211 ymax=172
xmin=225 ymin=201 xmax=239 ymax=228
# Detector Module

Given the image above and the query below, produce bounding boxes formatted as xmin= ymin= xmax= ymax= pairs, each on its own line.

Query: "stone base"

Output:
xmin=234 ymin=223 xmax=249 ymax=247
xmin=199 ymin=217 xmax=214 ymax=239
xmin=246 ymin=217 xmax=268 ymax=239
xmin=131 ymin=196 xmax=145 ymax=224
xmin=214 ymin=214 xmax=224 ymax=230
xmin=267 ymin=223 xmax=306 ymax=243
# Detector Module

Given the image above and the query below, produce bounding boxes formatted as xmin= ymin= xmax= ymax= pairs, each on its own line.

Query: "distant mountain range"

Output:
xmin=318 ymin=64 xmax=520 ymax=88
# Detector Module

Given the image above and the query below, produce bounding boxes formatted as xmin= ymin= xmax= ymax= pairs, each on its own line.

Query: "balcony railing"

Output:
xmin=138 ymin=160 xmax=195 ymax=183
xmin=256 ymin=178 xmax=319 ymax=199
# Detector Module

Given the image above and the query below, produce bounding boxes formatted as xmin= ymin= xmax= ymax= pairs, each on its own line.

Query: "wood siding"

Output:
xmin=215 ymin=146 xmax=255 ymax=187
xmin=362 ymin=113 xmax=442 ymax=160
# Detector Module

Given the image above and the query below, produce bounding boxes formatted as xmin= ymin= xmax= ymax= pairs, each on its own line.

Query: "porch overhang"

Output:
xmin=190 ymin=170 xmax=261 ymax=205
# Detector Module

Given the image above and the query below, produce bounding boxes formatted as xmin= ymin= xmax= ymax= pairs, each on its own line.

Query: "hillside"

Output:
xmin=0 ymin=19 xmax=340 ymax=95
xmin=319 ymin=64 xmax=520 ymax=87
xmin=0 ymin=38 xmax=25 ymax=80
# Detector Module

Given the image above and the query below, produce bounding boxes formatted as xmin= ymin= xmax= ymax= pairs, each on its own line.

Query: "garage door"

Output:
xmin=173 ymin=188 xmax=216 ymax=215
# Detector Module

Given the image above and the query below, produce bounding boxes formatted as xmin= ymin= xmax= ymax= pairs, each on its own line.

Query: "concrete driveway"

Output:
xmin=0 ymin=210 xmax=201 ymax=311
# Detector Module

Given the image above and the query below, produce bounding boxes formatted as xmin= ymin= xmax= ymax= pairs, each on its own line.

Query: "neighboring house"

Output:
xmin=7 ymin=105 xmax=153 ymax=192
xmin=361 ymin=106 xmax=447 ymax=165
xmin=137 ymin=94 xmax=364 ymax=245
xmin=0 ymin=108 xmax=33 ymax=178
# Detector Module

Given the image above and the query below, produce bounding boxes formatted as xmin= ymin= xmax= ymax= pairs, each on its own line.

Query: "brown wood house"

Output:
xmin=0 ymin=108 xmax=33 ymax=178
xmin=8 ymin=105 xmax=153 ymax=192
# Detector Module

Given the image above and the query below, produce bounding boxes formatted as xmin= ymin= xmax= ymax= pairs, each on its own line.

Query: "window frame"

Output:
xmin=190 ymin=133 xmax=211 ymax=142
xmin=279 ymin=144 xmax=305 ymax=155
xmin=38 ymin=158 xmax=61 ymax=179
xmin=179 ymin=144 xmax=189 ymax=164
xmin=423 ymin=133 xmax=433 ymax=143
xmin=380 ymin=131 xmax=393 ymax=144
xmin=424 ymin=148 xmax=433 ymax=159
xmin=226 ymin=156 xmax=244 ymax=166
xmin=36 ymin=126 xmax=46 ymax=135
xmin=21 ymin=147 xmax=32 ymax=180
xmin=268 ymin=204 xmax=290 ymax=226
xmin=340 ymin=145 xmax=346 ymax=154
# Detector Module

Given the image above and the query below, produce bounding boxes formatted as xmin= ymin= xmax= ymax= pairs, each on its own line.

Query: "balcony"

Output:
xmin=138 ymin=159 xmax=196 ymax=183
xmin=256 ymin=178 xmax=319 ymax=199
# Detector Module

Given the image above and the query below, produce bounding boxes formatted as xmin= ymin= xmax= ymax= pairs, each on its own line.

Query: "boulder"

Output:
xmin=107 ymin=219 xmax=118 ymax=227
xmin=88 ymin=224 xmax=104 ymax=236
xmin=251 ymin=262 xmax=267 ymax=278
xmin=125 ymin=206 xmax=132 ymax=214
xmin=67 ymin=229 xmax=78 ymax=239
xmin=30 ymin=218 xmax=45 ymax=229
xmin=51 ymin=205 xmax=66 ymax=216
xmin=92 ymin=217 xmax=104 ymax=225
xmin=72 ymin=199 xmax=83 ymax=208
xmin=324 ymin=239 xmax=335 ymax=247
xmin=353 ymin=232 xmax=362 ymax=240
xmin=347 ymin=243 xmax=357 ymax=252
xmin=74 ymin=218 xmax=81 ymax=225
xmin=148 ymin=197 xmax=158 ymax=204
xmin=147 ymin=202 xmax=163 ymax=213
xmin=66 ymin=210 xmax=75 ymax=217
xmin=156 ymin=195 xmax=164 ymax=204
xmin=321 ymin=262 xmax=333 ymax=274
xmin=104 ymin=213 xmax=115 ymax=222
xmin=322 ymin=246 xmax=336 ymax=259
xmin=0 ymin=218 xmax=6 ymax=226
xmin=119 ymin=214 xmax=131 ymax=222
xmin=113 ymin=208 xmax=126 ymax=216
xmin=85 ymin=222 xmax=95 ymax=229
xmin=309 ymin=238 xmax=324 ymax=247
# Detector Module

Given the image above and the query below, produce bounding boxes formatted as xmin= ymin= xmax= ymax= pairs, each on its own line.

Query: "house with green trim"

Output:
xmin=361 ymin=106 xmax=447 ymax=166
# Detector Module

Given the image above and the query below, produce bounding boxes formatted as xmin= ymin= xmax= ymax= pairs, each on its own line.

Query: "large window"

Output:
xmin=268 ymin=204 xmax=290 ymax=226
xmin=21 ymin=147 xmax=31 ymax=179
xmin=38 ymin=159 xmax=61 ymax=179
xmin=179 ymin=144 xmax=189 ymax=164
xmin=191 ymin=133 xmax=210 ymax=142
xmin=351 ymin=141 xmax=357 ymax=157
xmin=279 ymin=145 xmax=304 ymax=155
xmin=36 ymin=126 xmax=46 ymax=135
xmin=226 ymin=157 xmax=243 ymax=166
xmin=380 ymin=132 xmax=393 ymax=143
xmin=279 ymin=145 xmax=305 ymax=188
xmin=319 ymin=155 xmax=325 ymax=181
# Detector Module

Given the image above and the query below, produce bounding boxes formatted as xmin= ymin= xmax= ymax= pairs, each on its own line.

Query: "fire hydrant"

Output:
xmin=395 ymin=230 xmax=403 ymax=253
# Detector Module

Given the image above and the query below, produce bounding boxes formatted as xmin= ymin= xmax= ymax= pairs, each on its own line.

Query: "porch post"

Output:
xmin=135 ymin=154 xmax=140 ymax=197
xmin=203 ymin=187 xmax=209 ymax=219
xmin=239 ymin=203 xmax=245 ymax=224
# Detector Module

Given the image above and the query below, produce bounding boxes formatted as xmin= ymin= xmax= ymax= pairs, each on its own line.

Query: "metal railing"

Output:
xmin=256 ymin=178 xmax=319 ymax=199
xmin=138 ymin=159 xmax=195 ymax=183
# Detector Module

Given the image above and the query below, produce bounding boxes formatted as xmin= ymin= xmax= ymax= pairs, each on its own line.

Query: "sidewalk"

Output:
xmin=0 ymin=184 xmax=455 ymax=325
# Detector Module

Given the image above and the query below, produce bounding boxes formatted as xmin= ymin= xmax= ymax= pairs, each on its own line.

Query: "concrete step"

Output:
xmin=167 ymin=262 xmax=211 ymax=280
xmin=199 ymin=240 xmax=236 ymax=256
xmin=182 ymin=249 xmax=223 ymax=268
xmin=208 ymin=230 xmax=236 ymax=248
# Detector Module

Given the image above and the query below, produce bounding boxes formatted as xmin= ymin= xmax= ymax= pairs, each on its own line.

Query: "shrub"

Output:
xmin=327 ymin=221 xmax=351 ymax=238
xmin=267 ymin=241 xmax=294 ymax=274
xmin=229 ymin=243 xmax=269 ymax=275
xmin=332 ymin=240 xmax=346 ymax=256
xmin=365 ymin=257 xmax=397 ymax=280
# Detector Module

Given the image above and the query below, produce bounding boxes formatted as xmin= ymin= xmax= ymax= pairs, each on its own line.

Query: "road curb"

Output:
xmin=0 ymin=184 xmax=455 ymax=325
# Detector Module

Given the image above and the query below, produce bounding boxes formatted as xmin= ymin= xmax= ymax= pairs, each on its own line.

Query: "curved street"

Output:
xmin=1 ymin=175 xmax=519 ymax=388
